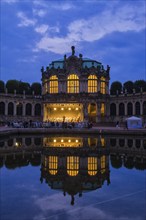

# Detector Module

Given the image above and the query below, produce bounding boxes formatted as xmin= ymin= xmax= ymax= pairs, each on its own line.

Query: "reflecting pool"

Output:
xmin=0 ymin=135 xmax=146 ymax=220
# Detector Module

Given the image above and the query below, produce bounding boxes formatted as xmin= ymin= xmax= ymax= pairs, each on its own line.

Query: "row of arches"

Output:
xmin=0 ymin=102 xmax=41 ymax=116
xmin=110 ymin=101 xmax=146 ymax=116
xmin=44 ymin=74 xmax=106 ymax=94
xmin=110 ymin=138 xmax=146 ymax=149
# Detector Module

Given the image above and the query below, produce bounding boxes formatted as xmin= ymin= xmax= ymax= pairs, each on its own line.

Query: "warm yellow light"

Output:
xmin=54 ymin=108 xmax=57 ymax=110
xmin=15 ymin=142 xmax=18 ymax=146
xmin=68 ymin=108 xmax=71 ymax=110
xmin=61 ymin=139 xmax=64 ymax=142
xmin=61 ymin=108 xmax=64 ymax=110
xmin=68 ymin=140 xmax=71 ymax=142
xmin=75 ymin=108 xmax=78 ymax=110
xmin=76 ymin=140 xmax=78 ymax=142
xmin=54 ymin=139 xmax=56 ymax=142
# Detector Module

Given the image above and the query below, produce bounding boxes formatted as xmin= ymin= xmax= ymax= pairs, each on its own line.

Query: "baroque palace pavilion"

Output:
xmin=0 ymin=46 xmax=146 ymax=124
xmin=41 ymin=46 xmax=110 ymax=123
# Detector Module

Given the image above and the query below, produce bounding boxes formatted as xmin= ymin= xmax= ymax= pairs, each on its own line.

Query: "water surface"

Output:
xmin=0 ymin=135 xmax=146 ymax=220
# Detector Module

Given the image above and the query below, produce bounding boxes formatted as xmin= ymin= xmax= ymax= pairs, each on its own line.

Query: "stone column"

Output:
xmin=58 ymin=80 xmax=61 ymax=93
xmin=97 ymin=102 xmax=101 ymax=122
xmin=83 ymin=103 xmax=88 ymax=121
xmin=14 ymin=102 xmax=17 ymax=116
xmin=140 ymin=101 xmax=143 ymax=115
xmin=32 ymin=104 xmax=35 ymax=116
xmin=97 ymin=79 xmax=101 ymax=92
xmin=5 ymin=101 xmax=8 ymax=116
xmin=106 ymin=81 xmax=109 ymax=94
xmin=80 ymin=80 xmax=83 ymax=93
xmin=133 ymin=102 xmax=135 ymax=115
xmin=23 ymin=103 xmax=26 ymax=116
xmin=124 ymin=102 xmax=127 ymax=116
xmin=85 ymin=79 xmax=88 ymax=93
xmin=116 ymin=103 xmax=119 ymax=116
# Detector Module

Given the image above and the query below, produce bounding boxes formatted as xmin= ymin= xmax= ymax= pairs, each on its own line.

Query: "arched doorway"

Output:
xmin=0 ymin=102 xmax=5 ymax=115
xmin=8 ymin=102 xmax=14 ymax=115
xmin=88 ymin=103 xmax=97 ymax=122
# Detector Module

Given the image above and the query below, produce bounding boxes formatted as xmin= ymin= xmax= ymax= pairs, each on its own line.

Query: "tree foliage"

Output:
xmin=18 ymin=81 xmax=31 ymax=94
xmin=134 ymin=80 xmax=146 ymax=93
xmin=0 ymin=80 xmax=5 ymax=93
xmin=123 ymin=81 xmax=134 ymax=94
xmin=31 ymin=82 xmax=42 ymax=95
xmin=6 ymin=80 xmax=20 ymax=94
xmin=110 ymin=81 xmax=122 ymax=95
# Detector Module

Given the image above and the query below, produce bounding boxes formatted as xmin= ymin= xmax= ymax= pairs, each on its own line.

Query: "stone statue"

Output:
xmin=41 ymin=66 xmax=44 ymax=73
xmin=71 ymin=46 xmax=75 ymax=55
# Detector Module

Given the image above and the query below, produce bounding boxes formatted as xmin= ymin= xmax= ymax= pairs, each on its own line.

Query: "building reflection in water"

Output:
xmin=0 ymin=135 xmax=146 ymax=205
xmin=41 ymin=136 xmax=110 ymax=205
xmin=40 ymin=154 xmax=110 ymax=205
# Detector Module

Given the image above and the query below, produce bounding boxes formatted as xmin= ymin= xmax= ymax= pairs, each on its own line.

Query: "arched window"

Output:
xmin=67 ymin=74 xmax=79 ymax=93
xmin=143 ymin=101 xmax=146 ymax=115
xmin=35 ymin=103 xmax=41 ymax=116
xmin=49 ymin=75 xmax=58 ymax=93
xmin=110 ymin=103 xmax=116 ymax=116
xmin=16 ymin=103 xmax=23 ymax=116
xmin=25 ymin=138 xmax=31 ymax=146
xmin=0 ymin=102 xmax=5 ymax=115
xmin=88 ymin=75 xmax=97 ymax=93
xmin=26 ymin=103 xmax=32 ymax=116
xmin=127 ymin=139 xmax=133 ymax=148
xmin=119 ymin=139 xmax=125 ymax=147
xmin=8 ymin=102 xmax=14 ymax=115
xmin=48 ymin=156 xmax=58 ymax=175
xmin=88 ymin=157 xmax=97 ymax=176
xmin=101 ymin=103 xmax=105 ymax=116
xmin=67 ymin=156 xmax=79 ymax=176
xmin=100 ymin=77 xmax=106 ymax=94
xmin=119 ymin=103 xmax=125 ymax=116
xmin=135 ymin=102 xmax=140 ymax=115
xmin=110 ymin=139 xmax=116 ymax=147
xmin=127 ymin=102 xmax=133 ymax=116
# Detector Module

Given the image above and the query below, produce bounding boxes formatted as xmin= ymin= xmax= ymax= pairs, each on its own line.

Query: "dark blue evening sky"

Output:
xmin=0 ymin=0 xmax=146 ymax=84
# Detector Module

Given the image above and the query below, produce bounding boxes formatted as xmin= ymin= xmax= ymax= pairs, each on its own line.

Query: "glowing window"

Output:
xmin=101 ymin=156 xmax=105 ymax=173
xmin=101 ymin=103 xmax=105 ymax=116
xmin=100 ymin=77 xmax=106 ymax=94
xmin=88 ymin=157 xmax=97 ymax=175
xmin=88 ymin=75 xmax=97 ymax=93
xmin=67 ymin=74 xmax=79 ymax=93
xmin=101 ymin=138 xmax=105 ymax=147
xmin=49 ymin=75 xmax=58 ymax=93
xmin=48 ymin=156 xmax=58 ymax=175
xmin=67 ymin=156 xmax=79 ymax=176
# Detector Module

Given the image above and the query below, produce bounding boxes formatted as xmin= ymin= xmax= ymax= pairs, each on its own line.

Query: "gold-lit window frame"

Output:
xmin=67 ymin=74 xmax=79 ymax=93
xmin=49 ymin=75 xmax=58 ymax=94
xmin=67 ymin=156 xmax=79 ymax=176
xmin=100 ymin=77 xmax=106 ymax=94
xmin=48 ymin=156 xmax=58 ymax=175
xmin=88 ymin=75 xmax=97 ymax=93
xmin=88 ymin=157 xmax=97 ymax=176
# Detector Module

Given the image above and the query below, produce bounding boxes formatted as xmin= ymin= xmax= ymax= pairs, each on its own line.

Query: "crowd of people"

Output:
xmin=6 ymin=120 xmax=93 ymax=129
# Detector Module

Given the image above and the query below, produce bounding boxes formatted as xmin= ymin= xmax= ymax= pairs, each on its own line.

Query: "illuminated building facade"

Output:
xmin=41 ymin=46 xmax=110 ymax=123
xmin=0 ymin=46 xmax=146 ymax=124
